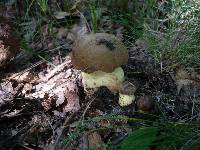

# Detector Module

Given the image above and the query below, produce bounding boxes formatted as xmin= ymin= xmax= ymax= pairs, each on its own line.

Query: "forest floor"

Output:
xmin=0 ymin=1 xmax=200 ymax=150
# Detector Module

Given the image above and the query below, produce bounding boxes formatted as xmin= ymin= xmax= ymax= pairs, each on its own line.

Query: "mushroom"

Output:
xmin=136 ymin=95 xmax=153 ymax=112
xmin=71 ymin=33 xmax=135 ymax=106
xmin=119 ymin=81 xmax=136 ymax=106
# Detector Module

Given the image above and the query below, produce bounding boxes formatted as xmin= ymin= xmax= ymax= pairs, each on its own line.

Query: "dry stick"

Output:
xmin=40 ymin=59 xmax=71 ymax=82
xmin=20 ymin=145 xmax=34 ymax=150
xmin=5 ymin=60 xmax=44 ymax=83
xmin=77 ymin=10 xmax=92 ymax=33
xmin=6 ymin=43 xmax=71 ymax=83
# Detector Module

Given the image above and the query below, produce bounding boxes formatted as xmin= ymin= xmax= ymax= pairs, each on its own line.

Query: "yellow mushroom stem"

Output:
xmin=81 ymin=67 xmax=124 ymax=92
xmin=119 ymin=93 xmax=135 ymax=107
xmin=81 ymin=67 xmax=136 ymax=107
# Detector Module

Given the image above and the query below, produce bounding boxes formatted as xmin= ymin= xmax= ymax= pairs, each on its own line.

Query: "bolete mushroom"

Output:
xmin=136 ymin=95 xmax=153 ymax=112
xmin=119 ymin=81 xmax=136 ymax=106
xmin=71 ymin=33 xmax=135 ymax=106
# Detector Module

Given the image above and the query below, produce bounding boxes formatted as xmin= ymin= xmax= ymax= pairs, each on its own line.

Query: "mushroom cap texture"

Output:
xmin=71 ymin=33 xmax=128 ymax=73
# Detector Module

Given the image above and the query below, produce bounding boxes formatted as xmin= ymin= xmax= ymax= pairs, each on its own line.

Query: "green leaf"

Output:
xmin=118 ymin=127 xmax=158 ymax=150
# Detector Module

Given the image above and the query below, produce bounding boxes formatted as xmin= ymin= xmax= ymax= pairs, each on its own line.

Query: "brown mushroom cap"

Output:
xmin=71 ymin=33 xmax=128 ymax=73
xmin=119 ymin=81 xmax=136 ymax=95
xmin=136 ymin=95 xmax=153 ymax=112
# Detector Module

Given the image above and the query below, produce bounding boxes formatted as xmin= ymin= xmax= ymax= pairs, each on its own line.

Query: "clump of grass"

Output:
xmin=37 ymin=0 xmax=48 ymax=14
xmin=88 ymin=0 xmax=98 ymax=33
xmin=142 ymin=0 xmax=200 ymax=71
xmin=101 ymin=0 xmax=199 ymax=70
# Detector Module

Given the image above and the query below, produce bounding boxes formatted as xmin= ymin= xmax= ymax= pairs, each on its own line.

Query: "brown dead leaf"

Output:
xmin=176 ymin=79 xmax=195 ymax=94
xmin=87 ymin=132 xmax=103 ymax=149
xmin=175 ymin=68 xmax=200 ymax=94
xmin=175 ymin=68 xmax=200 ymax=103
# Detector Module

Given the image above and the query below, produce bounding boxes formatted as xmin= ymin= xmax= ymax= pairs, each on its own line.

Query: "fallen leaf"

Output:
xmin=88 ymin=132 xmax=103 ymax=149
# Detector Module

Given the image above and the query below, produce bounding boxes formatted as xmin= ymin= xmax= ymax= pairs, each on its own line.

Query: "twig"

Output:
xmin=20 ymin=145 xmax=34 ymax=150
xmin=40 ymin=59 xmax=71 ymax=82
xmin=5 ymin=60 xmax=44 ymax=83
